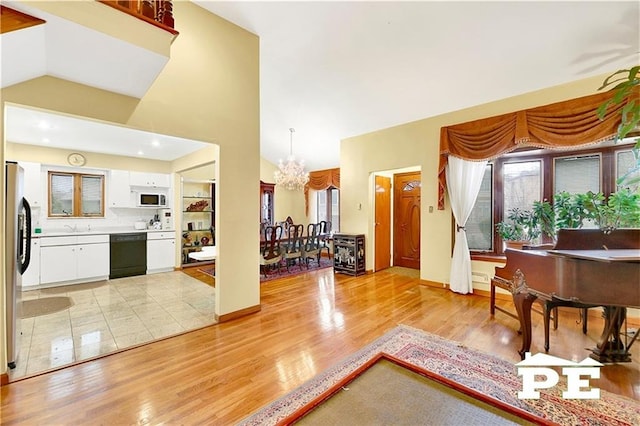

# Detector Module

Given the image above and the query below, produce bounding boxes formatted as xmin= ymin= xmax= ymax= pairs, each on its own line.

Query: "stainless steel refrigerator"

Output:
xmin=5 ymin=161 xmax=32 ymax=369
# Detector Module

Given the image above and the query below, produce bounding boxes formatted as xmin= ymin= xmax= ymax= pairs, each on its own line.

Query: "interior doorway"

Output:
xmin=374 ymin=175 xmax=391 ymax=271
xmin=393 ymin=171 xmax=421 ymax=269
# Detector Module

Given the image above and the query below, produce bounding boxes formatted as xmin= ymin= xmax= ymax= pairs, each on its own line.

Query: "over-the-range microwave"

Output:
xmin=138 ymin=192 xmax=167 ymax=207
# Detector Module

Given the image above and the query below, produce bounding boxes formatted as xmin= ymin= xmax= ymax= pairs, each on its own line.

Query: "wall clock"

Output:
xmin=67 ymin=153 xmax=86 ymax=167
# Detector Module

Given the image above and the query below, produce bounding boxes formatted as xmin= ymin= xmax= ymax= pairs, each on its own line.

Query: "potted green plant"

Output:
xmin=553 ymin=191 xmax=600 ymax=230
xmin=597 ymin=66 xmax=640 ymax=190
xmin=587 ymin=189 xmax=640 ymax=233
xmin=552 ymin=190 xmax=640 ymax=234
xmin=496 ymin=200 xmax=555 ymax=249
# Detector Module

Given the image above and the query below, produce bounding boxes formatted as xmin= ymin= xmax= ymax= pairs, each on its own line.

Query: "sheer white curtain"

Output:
xmin=446 ymin=156 xmax=488 ymax=294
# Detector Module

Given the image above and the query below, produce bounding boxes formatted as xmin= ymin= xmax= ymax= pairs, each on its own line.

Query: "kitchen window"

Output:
xmin=466 ymin=142 xmax=635 ymax=256
xmin=48 ymin=171 xmax=105 ymax=217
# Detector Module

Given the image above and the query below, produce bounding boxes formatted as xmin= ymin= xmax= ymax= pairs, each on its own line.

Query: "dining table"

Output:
xmin=188 ymin=245 xmax=216 ymax=262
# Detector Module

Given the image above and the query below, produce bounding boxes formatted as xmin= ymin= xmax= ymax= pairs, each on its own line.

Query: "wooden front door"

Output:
xmin=374 ymin=175 xmax=391 ymax=271
xmin=393 ymin=172 xmax=421 ymax=269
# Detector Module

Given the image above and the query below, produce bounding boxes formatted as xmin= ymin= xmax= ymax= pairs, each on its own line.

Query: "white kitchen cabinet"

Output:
xmin=22 ymin=238 xmax=40 ymax=288
xmin=108 ymin=169 xmax=133 ymax=208
xmin=130 ymin=171 xmax=170 ymax=188
xmin=77 ymin=241 xmax=110 ymax=278
xmin=147 ymin=232 xmax=176 ymax=273
xmin=40 ymin=245 xmax=77 ymax=284
xmin=20 ymin=161 xmax=43 ymax=208
xmin=40 ymin=235 xmax=109 ymax=285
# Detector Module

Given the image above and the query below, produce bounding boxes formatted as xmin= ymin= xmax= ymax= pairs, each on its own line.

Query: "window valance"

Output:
xmin=304 ymin=168 xmax=340 ymax=216
xmin=437 ymin=87 xmax=639 ymax=210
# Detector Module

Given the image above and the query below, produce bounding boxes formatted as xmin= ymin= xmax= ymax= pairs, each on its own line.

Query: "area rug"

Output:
xmin=197 ymin=266 xmax=215 ymax=278
xmin=20 ymin=297 xmax=73 ymax=318
xmin=238 ymin=325 xmax=640 ymax=426
xmin=261 ymin=257 xmax=333 ymax=282
xmin=386 ymin=266 xmax=420 ymax=278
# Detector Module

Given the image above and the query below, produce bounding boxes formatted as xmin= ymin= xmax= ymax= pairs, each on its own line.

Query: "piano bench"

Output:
xmin=490 ymin=278 xmax=590 ymax=352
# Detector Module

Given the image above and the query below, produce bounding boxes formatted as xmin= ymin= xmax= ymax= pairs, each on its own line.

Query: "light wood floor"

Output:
xmin=1 ymin=268 xmax=638 ymax=425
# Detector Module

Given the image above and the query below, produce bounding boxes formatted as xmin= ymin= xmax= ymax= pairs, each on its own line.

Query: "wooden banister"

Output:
xmin=0 ymin=5 xmax=46 ymax=34
xmin=100 ymin=0 xmax=178 ymax=35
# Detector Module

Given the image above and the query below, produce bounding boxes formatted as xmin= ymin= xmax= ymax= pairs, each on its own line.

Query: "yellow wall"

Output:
xmin=1 ymin=2 xmax=259 ymax=375
xmin=260 ymin=157 xmax=306 ymax=224
xmin=341 ymin=73 xmax=615 ymax=284
xmin=6 ymin=142 xmax=174 ymax=172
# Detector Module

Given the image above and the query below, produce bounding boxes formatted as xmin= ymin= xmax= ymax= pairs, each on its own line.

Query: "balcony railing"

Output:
xmin=100 ymin=0 xmax=177 ymax=35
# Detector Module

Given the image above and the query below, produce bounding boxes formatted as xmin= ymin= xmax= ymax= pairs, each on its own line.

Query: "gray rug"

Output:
xmin=297 ymin=357 xmax=530 ymax=425
xmin=21 ymin=297 xmax=73 ymax=318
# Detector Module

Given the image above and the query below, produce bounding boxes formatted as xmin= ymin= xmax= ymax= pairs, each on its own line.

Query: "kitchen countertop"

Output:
xmin=33 ymin=228 xmax=176 ymax=238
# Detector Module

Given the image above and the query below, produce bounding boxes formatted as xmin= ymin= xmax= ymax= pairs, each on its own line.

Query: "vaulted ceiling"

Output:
xmin=2 ymin=1 xmax=639 ymax=169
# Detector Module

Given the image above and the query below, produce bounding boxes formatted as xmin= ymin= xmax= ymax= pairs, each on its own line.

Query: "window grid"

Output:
xmin=48 ymin=171 xmax=105 ymax=217
xmin=466 ymin=143 xmax=634 ymax=256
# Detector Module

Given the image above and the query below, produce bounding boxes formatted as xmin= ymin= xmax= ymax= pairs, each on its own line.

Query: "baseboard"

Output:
xmin=1 ymin=372 xmax=8 ymax=386
xmin=473 ymin=288 xmax=640 ymax=326
xmin=216 ymin=304 xmax=261 ymax=323
xmin=419 ymin=279 xmax=449 ymax=290
xmin=418 ymin=283 xmax=640 ymax=326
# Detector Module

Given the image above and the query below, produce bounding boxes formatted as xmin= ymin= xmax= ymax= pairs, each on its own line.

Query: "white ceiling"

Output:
xmin=5 ymin=105 xmax=208 ymax=161
xmin=196 ymin=0 xmax=639 ymax=170
xmin=0 ymin=0 xmax=169 ymax=98
xmin=3 ymin=1 xmax=639 ymax=169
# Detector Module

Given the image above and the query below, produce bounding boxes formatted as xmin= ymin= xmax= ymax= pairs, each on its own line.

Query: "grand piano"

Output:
xmin=493 ymin=228 xmax=640 ymax=362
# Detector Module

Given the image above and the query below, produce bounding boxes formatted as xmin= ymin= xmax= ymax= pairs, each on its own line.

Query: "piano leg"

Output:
xmin=513 ymin=291 xmax=537 ymax=360
xmin=590 ymin=307 xmax=631 ymax=363
xmin=543 ymin=304 xmax=552 ymax=353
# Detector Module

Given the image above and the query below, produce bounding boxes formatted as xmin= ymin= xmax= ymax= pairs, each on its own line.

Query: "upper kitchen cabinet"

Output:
xmin=21 ymin=161 xmax=43 ymax=208
xmin=108 ymin=169 xmax=133 ymax=208
xmin=130 ymin=171 xmax=170 ymax=188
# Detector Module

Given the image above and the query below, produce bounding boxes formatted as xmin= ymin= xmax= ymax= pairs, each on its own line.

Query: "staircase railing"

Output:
xmin=100 ymin=0 xmax=177 ymax=34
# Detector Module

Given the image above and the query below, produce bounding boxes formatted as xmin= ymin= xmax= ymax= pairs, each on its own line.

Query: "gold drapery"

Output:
xmin=437 ymin=88 xmax=639 ymax=209
xmin=304 ymin=168 xmax=340 ymax=216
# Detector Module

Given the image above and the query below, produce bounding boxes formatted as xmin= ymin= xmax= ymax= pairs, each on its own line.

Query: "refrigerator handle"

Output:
xmin=20 ymin=197 xmax=32 ymax=274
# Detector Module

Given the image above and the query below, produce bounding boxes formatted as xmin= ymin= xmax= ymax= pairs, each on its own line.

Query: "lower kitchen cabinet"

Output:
xmin=22 ymin=238 xmax=40 ymax=288
xmin=40 ymin=235 xmax=109 ymax=285
xmin=147 ymin=232 xmax=176 ymax=273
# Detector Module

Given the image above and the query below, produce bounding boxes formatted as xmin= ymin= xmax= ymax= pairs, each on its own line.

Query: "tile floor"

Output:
xmin=9 ymin=271 xmax=216 ymax=381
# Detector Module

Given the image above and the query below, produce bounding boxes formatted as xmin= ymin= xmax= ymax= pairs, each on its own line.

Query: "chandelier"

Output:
xmin=274 ymin=128 xmax=309 ymax=190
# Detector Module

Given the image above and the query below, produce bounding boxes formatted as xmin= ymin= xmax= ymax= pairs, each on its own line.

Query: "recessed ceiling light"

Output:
xmin=38 ymin=121 xmax=51 ymax=130
xmin=151 ymin=140 xmax=160 ymax=147
xmin=138 ymin=150 xmax=144 ymax=156
xmin=42 ymin=138 xmax=50 ymax=143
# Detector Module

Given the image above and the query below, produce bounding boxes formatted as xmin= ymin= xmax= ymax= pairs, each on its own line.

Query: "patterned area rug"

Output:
xmin=239 ymin=325 xmax=640 ymax=426
xmin=197 ymin=266 xmax=215 ymax=278
xmin=260 ymin=257 xmax=333 ymax=282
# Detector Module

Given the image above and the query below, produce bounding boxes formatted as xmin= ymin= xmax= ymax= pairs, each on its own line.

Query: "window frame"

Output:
xmin=48 ymin=171 xmax=105 ymax=218
xmin=468 ymin=142 xmax=634 ymax=258
xmin=316 ymin=186 xmax=340 ymax=232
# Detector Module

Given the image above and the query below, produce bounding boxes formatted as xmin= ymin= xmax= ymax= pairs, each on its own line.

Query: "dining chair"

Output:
xmin=301 ymin=222 xmax=322 ymax=268
xmin=318 ymin=220 xmax=332 ymax=259
xmin=260 ymin=224 xmax=283 ymax=278
xmin=282 ymin=223 xmax=304 ymax=272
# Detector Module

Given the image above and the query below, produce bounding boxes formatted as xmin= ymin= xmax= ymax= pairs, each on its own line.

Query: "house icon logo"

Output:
xmin=516 ymin=352 xmax=603 ymax=400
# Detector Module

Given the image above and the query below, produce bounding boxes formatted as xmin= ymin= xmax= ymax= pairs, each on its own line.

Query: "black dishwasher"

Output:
xmin=110 ymin=233 xmax=147 ymax=279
